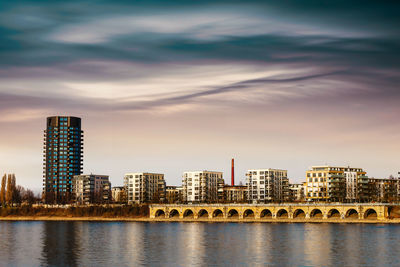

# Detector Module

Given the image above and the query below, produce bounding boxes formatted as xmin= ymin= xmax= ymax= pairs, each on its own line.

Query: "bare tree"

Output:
xmin=13 ymin=185 xmax=23 ymax=205
xmin=23 ymin=189 xmax=36 ymax=205
xmin=0 ymin=174 xmax=6 ymax=206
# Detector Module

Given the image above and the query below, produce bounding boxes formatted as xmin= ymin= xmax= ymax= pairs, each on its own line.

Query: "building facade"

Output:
xmin=111 ymin=186 xmax=126 ymax=203
xmin=344 ymin=168 xmax=369 ymax=202
xmin=166 ymin=186 xmax=183 ymax=204
xmin=223 ymin=185 xmax=247 ymax=203
xmin=289 ymin=183 xmax=305 ymax=202
xmin=305 ymin=166 xmax=369 ymax=202
xmin=43 ymin=116 xmax=83 ymax=203
xmin=72 ymin=174 xmax=111 ymax=204
xmin=368 ymin=177 xmax=400 ymax=202
xmin=124 ymin=172 xmax=166 ymax=204
xmin=246 ymin=169 xmax=289 ymax=203
xmin=182 ymin=171 xmax=224 ymax=203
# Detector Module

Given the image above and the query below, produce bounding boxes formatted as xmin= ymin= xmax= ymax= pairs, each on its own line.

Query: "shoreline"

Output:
xmin=1 ymin=216 xmax=400 ymax=224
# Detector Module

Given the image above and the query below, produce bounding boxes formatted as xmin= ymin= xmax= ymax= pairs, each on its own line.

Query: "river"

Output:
xmin=0 ymin=221 xmax=399 ymax=266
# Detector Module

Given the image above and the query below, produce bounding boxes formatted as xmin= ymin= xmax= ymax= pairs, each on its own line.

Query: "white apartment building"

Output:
xmin=246 ymin=169 xmax=289 ymax=203
xmin=182 ymin=171 xmax=224 ymax=203
xmin=72 ymin=174 xmax=111 ymax=204
xmin=124 ymin=172 xmax=166 ymax=204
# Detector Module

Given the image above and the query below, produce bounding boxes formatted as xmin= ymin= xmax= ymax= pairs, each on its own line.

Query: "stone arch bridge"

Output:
xmin=150 ymin=203 xmax=395 ymax=221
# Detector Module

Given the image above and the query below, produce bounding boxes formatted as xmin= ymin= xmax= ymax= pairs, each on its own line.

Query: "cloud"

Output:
xmin=0 ymin=0 xmax=400 ymax=188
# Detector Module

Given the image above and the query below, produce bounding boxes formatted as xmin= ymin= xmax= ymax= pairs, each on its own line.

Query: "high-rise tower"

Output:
xmin=43 ymin=116 xmax=83 ymax=203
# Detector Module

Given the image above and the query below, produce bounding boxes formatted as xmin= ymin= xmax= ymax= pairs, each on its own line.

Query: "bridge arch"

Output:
xmin=260 ymin=209 xmax=273 ymax=218
xmin=293 ymin=209 xmax=306 ymax=218
xmin=364 ymin=208 xmax=377 ymax=219
xmin=310 ymin=208 xmax=323 ymax=218
xmin=243 ymin=209 xmax=255 ymax=218
xmin=276 ymin=209 xmax=288 ymax=218
xmin=198 ymin=209 xmax=209 ymax=218
xmin=169 ymin=209 xmax=180 ymax=218
xmin=183 ymin=209 xmax=194 ymax=218
xmin=345 ymin=208 xmax=359 ymax=219
xmin=155 ymin=209 xmax=165 ymax=218
xmin=228 ymin=209 xmax=239 ymax=218
xmin=327 ymin=208 xmax=340 ymax=219
xmin=212 ymin=209 xmax=224 ymax=218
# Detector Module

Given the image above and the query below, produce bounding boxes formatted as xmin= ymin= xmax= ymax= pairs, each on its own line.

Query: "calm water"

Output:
xmin=0 ymin=221 xmax=399 ymax=267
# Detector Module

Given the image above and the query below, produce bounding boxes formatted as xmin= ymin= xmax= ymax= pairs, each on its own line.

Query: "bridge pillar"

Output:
xmin=288 ymin=213 xmax=293 ymax=219
xmin=305 ymin=213 xmax=310 ymax=219
xmin=323 ymin=214 xmax=328 ymax=219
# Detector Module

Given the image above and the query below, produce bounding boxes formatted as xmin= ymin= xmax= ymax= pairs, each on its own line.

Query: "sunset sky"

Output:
xmin=0 ymin=0 xmax=399 ymax=192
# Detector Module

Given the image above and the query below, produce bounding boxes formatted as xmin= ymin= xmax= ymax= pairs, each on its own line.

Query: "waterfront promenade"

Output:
xmin=150 ymin=203 xmax=400 ymax=222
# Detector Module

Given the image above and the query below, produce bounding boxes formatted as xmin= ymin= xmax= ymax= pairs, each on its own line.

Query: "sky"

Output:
xmin=0 ymin=0 xmax=399 ymax=192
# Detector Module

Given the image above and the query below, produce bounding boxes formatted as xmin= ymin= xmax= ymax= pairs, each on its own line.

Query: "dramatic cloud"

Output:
xmin=0 ymin=0 xmax=399 ymax=190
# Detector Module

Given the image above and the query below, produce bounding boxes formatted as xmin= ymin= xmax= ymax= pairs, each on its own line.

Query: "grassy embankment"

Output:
xmin=0 ymin=205 xmax=149 ymax=220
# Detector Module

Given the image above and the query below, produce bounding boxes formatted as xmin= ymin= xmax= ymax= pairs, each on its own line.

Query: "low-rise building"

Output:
xmin=368 ymin=177 xmax=399 ymax=202
xmin=166 ymin=186 xmax=183 ymax=203
xmin=223 ymin=185 xmax=247 ymax=203
xmin=72 ymin=174 xmax=111 ymax=204
xmin=111 ymin=186 xmax=126 ymax=203
xmin=182 ymin=171 xmax=224 ymax=203
xmin=246 ymin=169 xmax=289 ymax=203
xmin=124 ymin=172 xmax=166 ymax=204
xmin=289 ymin=183 xmax=305 ymax=202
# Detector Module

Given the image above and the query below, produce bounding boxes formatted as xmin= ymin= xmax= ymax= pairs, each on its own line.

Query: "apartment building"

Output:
xmin=305 ymin=166 xmax=369 ymax=202
xmin=289 ymin=183 xmax=305 ymax=201
xmin=124 ymin=172 xmax=166 ymax=204
xmin=72 ymin=174 xmax=111 ymax=204
xmin=166 ymin=186 xmax=183 ymax=204
xmin=223 ymin=185 xmax=247 ymax=203
xmin=344 ymin=168 xmax=369 ymax=202
xmin=111 ymin=186 xmax=126 ymax=203
xmin=246 ymin=169 xmax=289 ymax=203
xmin=43 ymin=116 xmax=83 ymax=203
xmin=182 ymin=171 xmax=224 ymax=203
xmin=369 ymin=177 xmax=400 ymax=202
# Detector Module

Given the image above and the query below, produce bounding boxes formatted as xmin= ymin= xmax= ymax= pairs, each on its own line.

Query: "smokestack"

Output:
xmin=231 ymin=158 xmax=235 ymax=186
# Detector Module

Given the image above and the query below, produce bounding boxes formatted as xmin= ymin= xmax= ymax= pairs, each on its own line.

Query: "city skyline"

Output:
xmin=1 ymin=1 xmax=400 ymax=192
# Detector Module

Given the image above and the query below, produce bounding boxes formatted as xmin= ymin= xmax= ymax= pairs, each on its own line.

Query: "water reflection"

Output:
xmin=0 ymin=222 xmax=400 ymax=266
xmin=40 ymin=221 xmax=81 ymax=267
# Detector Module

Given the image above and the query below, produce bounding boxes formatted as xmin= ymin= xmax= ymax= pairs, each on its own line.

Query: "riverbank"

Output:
xmin=2 ymin=216 xmax=400 ymax=224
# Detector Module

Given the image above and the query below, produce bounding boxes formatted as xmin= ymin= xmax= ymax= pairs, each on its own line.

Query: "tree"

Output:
xmin=23 ymin=189 xmax=36 ymax=205
xmin=6 ymin=174 xmax=13 ymax=205
xmin=0 ymin=174 xmax=6 ymax=206
xmin=13 ymin=185 xmax=23 ymax=205
xmin=11 ymin=174 xmax=18 ymax=204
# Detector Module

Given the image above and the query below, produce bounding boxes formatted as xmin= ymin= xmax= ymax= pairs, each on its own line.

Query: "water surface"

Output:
xmin=0 ymin=221 xmax=399 ymax=266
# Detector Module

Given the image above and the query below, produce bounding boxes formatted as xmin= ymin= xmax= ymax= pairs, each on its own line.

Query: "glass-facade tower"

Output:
xmin=43 ymin=116 xmax=83 ymax=203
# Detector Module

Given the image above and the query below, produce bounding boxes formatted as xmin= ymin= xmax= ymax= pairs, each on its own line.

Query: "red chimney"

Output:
xmin=231 ymin=158 xmax=235 ymax=186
